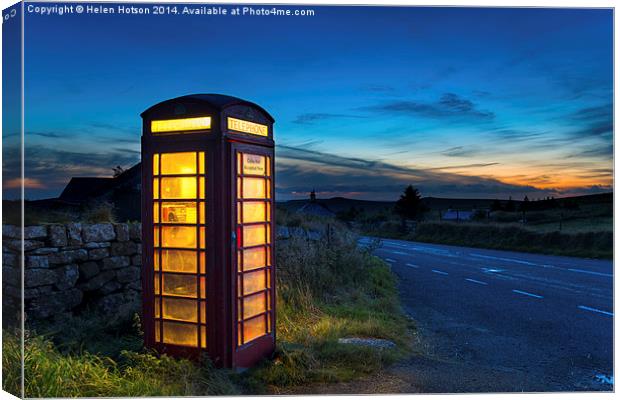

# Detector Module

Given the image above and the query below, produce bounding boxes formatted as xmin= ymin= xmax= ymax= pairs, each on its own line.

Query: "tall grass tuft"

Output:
xmin=3 ymin=332 xmax=238 ymax=397
xmin=246 ymin=222 xmax=411 ymax=391
xmin=2 ymin=329 xmax=23 ymax=397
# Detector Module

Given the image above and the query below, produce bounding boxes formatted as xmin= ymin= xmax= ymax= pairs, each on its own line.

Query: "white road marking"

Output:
xmin=385 ymin=258 xmax=396 ymax=263
xmin=465 ymin=278 xmax=488 ymax=285
xmin=412 ymin=247 xmax=459 ymax=258
xmin=384 ymin=241 xmax=459 ymax=258
xmin=578 ymin=305 xmax=614 ymax=317
xmin=482 ymin=267 xmax=504 ymax=273
xmin=512 ymin=289 xmax=543 ymax=299
xmin=471 ymin=253 xmax=612 ymax=277
xmin=383 ymin=241 xmax=409 ymax=248
xmin=568 ymin=268 xmax=613 ymax=278
xmin=431 ymin=269 xmax=448 ymax=275
xmin=471 ymin=253 xmax=539 ymax=266
xmin=406 ymin=263 xmax=419 ymax=268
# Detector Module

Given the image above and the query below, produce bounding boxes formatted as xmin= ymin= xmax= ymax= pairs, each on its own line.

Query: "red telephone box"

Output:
xmin=140 ymin=94 xmax=275 ymax=368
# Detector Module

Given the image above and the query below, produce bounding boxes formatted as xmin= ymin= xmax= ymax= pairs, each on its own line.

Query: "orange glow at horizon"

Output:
xmin=278 ymin=153 xmax=611 ymax=198
xmin=434 ymin=162 xmax=612 ymax=191
xmin=4 ymin=178 xmax=46 ymax=189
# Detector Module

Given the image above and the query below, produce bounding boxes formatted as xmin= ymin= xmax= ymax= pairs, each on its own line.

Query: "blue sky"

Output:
xmin=3 ymin=4 xmax=613 ymax=200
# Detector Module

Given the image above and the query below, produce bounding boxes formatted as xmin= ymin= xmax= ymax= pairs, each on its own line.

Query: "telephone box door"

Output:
xmin=231 ymin=143 xmax=276 ymax=367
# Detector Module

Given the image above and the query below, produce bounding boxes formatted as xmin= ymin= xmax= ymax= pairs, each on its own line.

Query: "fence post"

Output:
xmin=327 ymin=223 xmax=331 ymax=245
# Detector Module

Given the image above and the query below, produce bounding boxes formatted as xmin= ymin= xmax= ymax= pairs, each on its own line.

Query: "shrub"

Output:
xmin=277 ymin=225 xmax=383 ymax=306
xmin=82 ymin=200 xmax=116 ymax=223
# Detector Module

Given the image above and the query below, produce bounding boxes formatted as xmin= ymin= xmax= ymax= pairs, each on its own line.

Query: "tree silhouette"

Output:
xmin=520 ymin=195 xmax=530 ymax=212
xmin=112 ymin=165 xmax=125 ymax=177
xmin=394 ymin=185 xmax=425 ymax=220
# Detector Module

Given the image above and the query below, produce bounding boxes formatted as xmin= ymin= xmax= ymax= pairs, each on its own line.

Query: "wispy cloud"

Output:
xmin=361 ymin=93 xmax=495 ymax=121
xmin=430 ymin=163 xmax=499 ymax=170
xmin=567 ymin=103 xmax=613 ymax=139
xmin=567 ymin=143 xmax=613 ymax=159
xmin=29 ymin=131 xmax=70 ymax=138
xmin=113 ymin=148 xmax=141 ymax=154
xmin=489 ymin=128 xmax=548 ymax=142
xmin=292 ymin=113 xmax=365 ymax=125
xmin=572 ymin=121 xmax=613 ymax=138
xmin=553 ymin=71 xmax=612 ymax=100
xmin=4 ymin=144 xmax=139 ymax=198
xmin=441 ymin=146 xmax=479 ymax=157
xmin=93 ymin=136 xmax=139 ymax=145
xmin=3 ymin=131 xmax=71 ymax=139
xmin=570 ymin=103 xmax=612 ymax=122
xmin=90 ymin=122 xmax=140 ymax=135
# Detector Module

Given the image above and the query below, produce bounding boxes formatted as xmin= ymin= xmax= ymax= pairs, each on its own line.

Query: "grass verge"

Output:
xmin=3 ymin=330 xmax=237 ymax=397
xmin=244 ymin=230 xmax=411 ymax=393
xmin=3 ymin=219 xmax=412 ymax=396
xmin=411 ymin=221 xmax=612 ymax=259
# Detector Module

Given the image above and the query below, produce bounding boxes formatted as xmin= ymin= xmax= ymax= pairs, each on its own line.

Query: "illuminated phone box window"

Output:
xmin=151 ymin=116 xmax=212 ymax=133
xmin=156 ymin=321 xmax=207 ymax=348
xmin=239 ymin=269 xmax=270 ymax=294
xmin=155 ymin=249 xmax=205 ymax=273
xmin=154 ymin=273 xmax=206 ymax=298
xmin=238 ymin=202 xmax=269 ymax=224
xmin=242 ymin=315 xmax=268 ymax=345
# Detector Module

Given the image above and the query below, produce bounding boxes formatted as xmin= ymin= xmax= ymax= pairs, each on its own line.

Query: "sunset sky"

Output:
xmin=3 ymin=4 xmax=613 ymax=200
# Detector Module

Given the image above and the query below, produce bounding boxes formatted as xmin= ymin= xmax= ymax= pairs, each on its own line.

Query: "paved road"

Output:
xmin=360 ymin=237 xmax=614 ymax=393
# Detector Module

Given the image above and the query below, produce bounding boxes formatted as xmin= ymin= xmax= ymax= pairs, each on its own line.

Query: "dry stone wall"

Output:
xmin=2 ymin=223 xmax=142 ymax=322
xmin=2 ymin=223 xmax=321 ymax=324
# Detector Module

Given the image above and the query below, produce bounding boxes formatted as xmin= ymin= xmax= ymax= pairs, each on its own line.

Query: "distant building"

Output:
xmin=441 ymin=209 xmax=473 ymax=221
xmin=296 ymin=189 xmax=335 ymax=218
xmin=59 ymin=163 xmax=141 ymax=221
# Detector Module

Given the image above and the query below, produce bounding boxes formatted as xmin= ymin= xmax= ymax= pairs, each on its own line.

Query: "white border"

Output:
xmin=0 ymin=1 xmax=615 ymax=400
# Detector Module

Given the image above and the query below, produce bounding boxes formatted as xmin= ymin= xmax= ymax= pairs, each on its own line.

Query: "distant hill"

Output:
xmin=563 ymin=192 xmax=613 ymax=205
xmin=278 ymin=192 xmax=613 ymax=213
xmin=277 ymin=197 xmax=394 ymax=214
xmin=421 ymin=197 xmax=495 ymax=211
